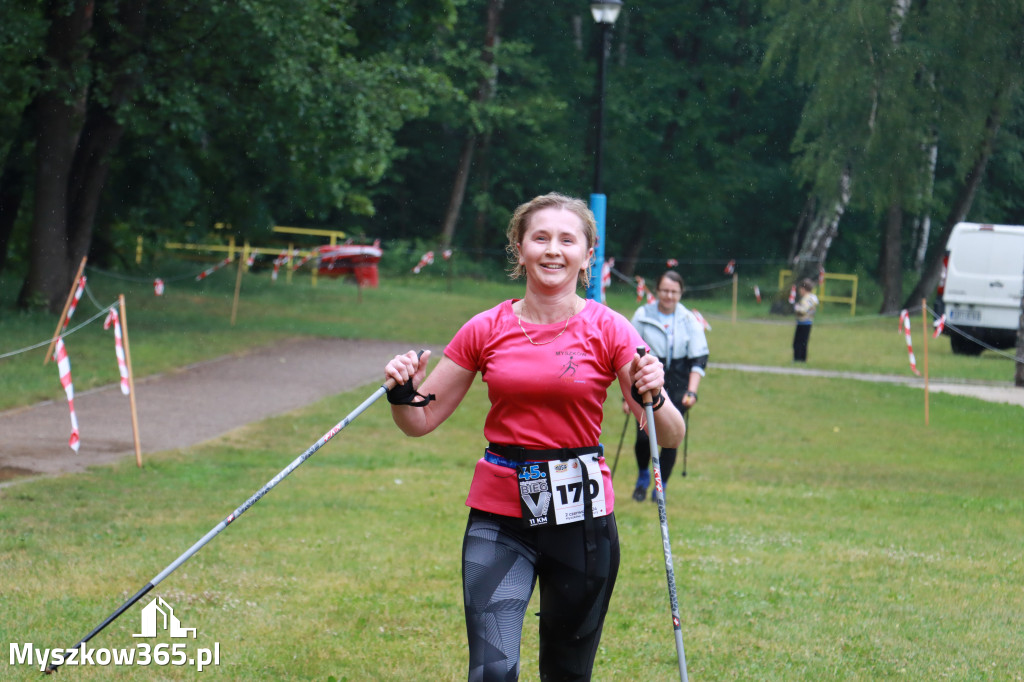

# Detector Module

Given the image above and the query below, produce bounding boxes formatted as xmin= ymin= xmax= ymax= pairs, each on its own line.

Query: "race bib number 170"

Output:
xmin=516 ymin=454 xmax=607 ymax=528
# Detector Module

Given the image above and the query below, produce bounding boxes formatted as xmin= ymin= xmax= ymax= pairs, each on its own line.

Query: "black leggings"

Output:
xmin=462 ymin=509 xmax=620 ymax=682
xmin=634 ymin=423 xmax=679 ymax=480
xmin=793 ymin=323 xmax=812 ymax=361
xmin=634 ymin=385 xmax=689 ymax=481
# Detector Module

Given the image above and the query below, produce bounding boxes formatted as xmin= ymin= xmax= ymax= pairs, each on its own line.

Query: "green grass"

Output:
xmin=2 ymin=266 xmax=1023 ymax=679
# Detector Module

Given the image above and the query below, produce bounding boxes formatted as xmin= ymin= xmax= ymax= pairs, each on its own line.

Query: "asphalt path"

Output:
xmin=1 ymin=340 xmax=1020 ymax=487
xmin=0 ymin=338 xmax=439 ymax=485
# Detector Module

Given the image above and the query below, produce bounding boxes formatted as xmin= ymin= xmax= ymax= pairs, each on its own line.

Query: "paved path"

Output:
xmin=0 ymin=338 xmax=439 ymax=485
xmin=713 ymin=363 xmax=1024 ymax=407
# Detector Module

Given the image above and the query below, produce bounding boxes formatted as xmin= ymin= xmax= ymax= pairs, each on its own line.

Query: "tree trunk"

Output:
xmin=911 ymin=132 xmax=938 ymax=272
xmin=786 ymin=196 xmax=815 ymax=264
xmin=470 ymin=131 xmax=494 ymax=262
xmin=0 ymin=146 xmax=28 ymax=274
xmin=771 ymin=167 xmax=852 ymax=314
xmin=438 ymin=132 xmax=478 ymax=251
xmin=879 ymin=201 xmax=903 ymax=313
xmin=437 ymin=0 xmax=502 ymax=250
xmin=618 ymin=219 xmax=645 ymax=279
xmin=902 ymin=104 xmax=1003 ymax=310
xmin=18 ymin=0 xmax=94 ymax=312
xmin=69 ymin=0 xmax=148 ymax=265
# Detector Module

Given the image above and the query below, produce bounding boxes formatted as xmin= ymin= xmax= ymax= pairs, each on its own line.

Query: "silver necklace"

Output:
xmin=517 ymin=299 xmax=579 ymax=346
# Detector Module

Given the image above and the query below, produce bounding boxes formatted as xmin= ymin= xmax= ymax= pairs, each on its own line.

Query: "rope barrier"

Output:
xmin=0 ymin=303 xmax=117 ymax=360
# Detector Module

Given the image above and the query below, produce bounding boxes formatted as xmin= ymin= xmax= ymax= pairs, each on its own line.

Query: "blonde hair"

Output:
xmin=504 ymin=192 xmax=597 ymax=288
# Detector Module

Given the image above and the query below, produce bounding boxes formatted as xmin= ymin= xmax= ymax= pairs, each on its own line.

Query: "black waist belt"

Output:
xmin=486 ymin=443 xmax=601 ymax=462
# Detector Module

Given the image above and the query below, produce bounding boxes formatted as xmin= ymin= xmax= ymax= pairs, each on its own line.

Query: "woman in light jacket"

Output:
xmin=625 ymin=270 xmax=708 ymax=501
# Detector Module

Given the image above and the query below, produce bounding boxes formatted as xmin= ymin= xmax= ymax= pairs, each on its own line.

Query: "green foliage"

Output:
xmin=0 ymin=2 xmax=44 ymax=163
xmin=6 ymin=0 xmax=1024 ymax=311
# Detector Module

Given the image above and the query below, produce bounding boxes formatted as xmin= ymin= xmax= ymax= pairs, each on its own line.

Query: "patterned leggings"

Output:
xmin=462 ymin=509 xmax=620 ymax=682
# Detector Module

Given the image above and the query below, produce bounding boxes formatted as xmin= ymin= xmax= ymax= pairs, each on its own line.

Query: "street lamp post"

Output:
xmin=586 ymin=0 xmax=622 ymax=302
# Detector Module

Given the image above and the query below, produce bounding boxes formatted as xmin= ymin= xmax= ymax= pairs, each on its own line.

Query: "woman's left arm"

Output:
xmin=617 ymin=353 xmax=686 ymax=447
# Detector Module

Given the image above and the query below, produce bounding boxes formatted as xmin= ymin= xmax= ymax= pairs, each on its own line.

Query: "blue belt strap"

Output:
xmin=484 ymin=444 xmax=604 ymax=469
xmin=483 ymin=451 xmax=525 ymax=469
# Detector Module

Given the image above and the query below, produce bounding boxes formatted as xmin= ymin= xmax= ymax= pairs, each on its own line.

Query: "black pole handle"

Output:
xmin=636 ymin=346 xmax=654 ymax=406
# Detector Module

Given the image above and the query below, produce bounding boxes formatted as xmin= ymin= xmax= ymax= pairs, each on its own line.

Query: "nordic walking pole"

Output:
xmin=681 ymin=410 xmax=690 ymax=477
xmin=637 ymin=347 xmax=689 ymax=682
xmin=611 ymin=412 xmax=629 ymax=478
xmin=45 ymin=352 xmax=424 ymax=674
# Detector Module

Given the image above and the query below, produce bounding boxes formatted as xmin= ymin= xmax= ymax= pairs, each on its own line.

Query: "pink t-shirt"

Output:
xmin=445 ymin=299 xmax=646 ymax=517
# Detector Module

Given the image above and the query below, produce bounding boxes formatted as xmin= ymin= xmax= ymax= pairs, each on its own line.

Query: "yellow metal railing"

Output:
xmin=779 ymin=270 xmax=858 ymax=315
xmin=272 ymin=226 xmax=346 ymax=244
xmin=164 ymin=237 xmax=321 ymax=286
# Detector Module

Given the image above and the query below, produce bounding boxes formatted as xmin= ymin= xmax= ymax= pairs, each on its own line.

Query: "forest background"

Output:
xmin=2 ymin=0 xmax=1024 ymax=318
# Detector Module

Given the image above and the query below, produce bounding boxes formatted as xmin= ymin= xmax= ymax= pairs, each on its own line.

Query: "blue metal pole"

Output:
xmin=587 ymin=193 xmax=606 ymax=301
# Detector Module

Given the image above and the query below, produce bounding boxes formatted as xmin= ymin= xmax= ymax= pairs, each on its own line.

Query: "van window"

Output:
xmin=951 ymin=231 xmax=1024 ymax=274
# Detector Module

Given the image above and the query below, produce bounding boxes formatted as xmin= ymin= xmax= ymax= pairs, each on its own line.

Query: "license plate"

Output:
xmin=948 ymin=308 xmax=981 ymax=323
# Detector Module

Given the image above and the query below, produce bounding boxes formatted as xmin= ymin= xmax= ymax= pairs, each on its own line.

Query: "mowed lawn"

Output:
xmin=2 ymin=269 xmax=1023 ymax=680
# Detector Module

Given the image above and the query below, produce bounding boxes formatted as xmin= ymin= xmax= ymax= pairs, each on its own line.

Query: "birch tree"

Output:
xmin=763 ymin=0 xmax=919 ymax=311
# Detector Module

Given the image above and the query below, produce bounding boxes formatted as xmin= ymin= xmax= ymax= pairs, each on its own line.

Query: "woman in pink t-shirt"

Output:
xmin=384 ymin=192 xmax=685 ymax=681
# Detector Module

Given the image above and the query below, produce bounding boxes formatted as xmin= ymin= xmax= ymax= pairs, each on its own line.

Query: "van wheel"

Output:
xmin=950 ymin=334 xmax=983 ymax=356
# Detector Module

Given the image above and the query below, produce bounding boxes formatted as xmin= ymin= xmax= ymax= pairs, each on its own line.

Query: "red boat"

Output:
xmin=316 ymin=240 xmax=382 ymax=287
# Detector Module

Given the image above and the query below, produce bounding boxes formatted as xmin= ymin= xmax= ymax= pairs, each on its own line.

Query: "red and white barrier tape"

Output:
xmin=692 ymin=309 xmax=711 ymax=332
xmin=932 ymin=313 xmax=946 ymax=339
xmin=53 ymin=338 xmax=80 ymax=452
xmin=154 ymin=278 xmax=165 ymax=296
xmin=292 ymin=253 xmax=314 ymax=270
xmin=634 ymin=276 xmax=648 ymax=302
xmin=63 ymin=276 xmax=87 ymax=329
xmin=196 ymin=256 xmax=233 ymax=281
xmin=754 ymin=284 xmax=762 ymax=303
xmin=413 ymin=251 xmax=434 ymax=274
xmin=600 ymin=258 xmax=613 ymax=303
xmin=724 ymin=259 xmax=736 ymax=275
xmin=898 ymin=309 xmax=920 ymax=376
xmin=271 ymin=250 xmax=293 ymax=281
xmin=103 ymin=308 xmax=130 ymax=396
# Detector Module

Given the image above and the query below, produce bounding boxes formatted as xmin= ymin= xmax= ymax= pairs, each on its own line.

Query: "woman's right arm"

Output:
xmin=384 ymin=350 xmax=476 ymax=437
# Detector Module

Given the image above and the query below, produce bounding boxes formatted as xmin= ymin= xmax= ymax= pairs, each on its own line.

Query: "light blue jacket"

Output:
xmin=630 ymin=301 xmax=710 ymax=375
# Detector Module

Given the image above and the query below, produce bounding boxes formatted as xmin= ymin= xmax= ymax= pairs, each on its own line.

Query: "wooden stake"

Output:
xmin=922 ymin=298 xmax=930 ymax=426
xmin=43 ymin=256 xmax=88 ymax=365
xmin=731 ymin=272 xmax=738 ymax=323
xmin=231 ymin=248 xmax=245 ymax=326
xmin=119 ymin=294 xmax=143 ymax=467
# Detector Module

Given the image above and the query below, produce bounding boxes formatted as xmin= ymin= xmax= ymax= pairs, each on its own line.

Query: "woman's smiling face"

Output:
xmin=518 ymin=207 xmax=594 ymax=291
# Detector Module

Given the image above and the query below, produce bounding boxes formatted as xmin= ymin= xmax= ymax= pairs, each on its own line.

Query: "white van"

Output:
xmin=935 ymin=222 xmax=1024 ymax=355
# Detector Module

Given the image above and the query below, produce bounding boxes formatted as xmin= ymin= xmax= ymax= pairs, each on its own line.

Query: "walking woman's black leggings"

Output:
xmin=462 ymin=509 xmax=620 ymax=682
